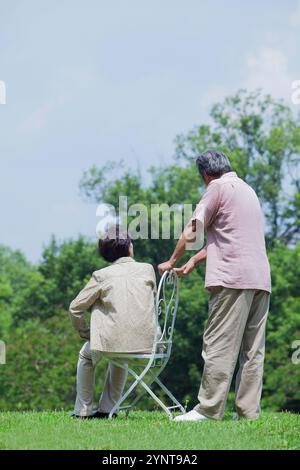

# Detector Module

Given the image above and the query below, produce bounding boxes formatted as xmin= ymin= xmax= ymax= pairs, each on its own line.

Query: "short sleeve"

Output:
xmin=193 ymin=182 xmax=220 ymax=228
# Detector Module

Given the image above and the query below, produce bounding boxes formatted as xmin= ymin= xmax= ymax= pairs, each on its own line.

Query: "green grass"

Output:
xmin=0 ymin=411 xmax=299 ymax=450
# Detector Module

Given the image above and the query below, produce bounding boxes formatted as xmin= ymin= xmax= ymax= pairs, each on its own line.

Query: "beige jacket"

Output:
xmin=69 ymin=257 xmax=157 ymax=353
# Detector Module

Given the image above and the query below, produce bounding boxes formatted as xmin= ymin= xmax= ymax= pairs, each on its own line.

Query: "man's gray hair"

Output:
xmin=196 ymin=149 xmax=232 ymax=178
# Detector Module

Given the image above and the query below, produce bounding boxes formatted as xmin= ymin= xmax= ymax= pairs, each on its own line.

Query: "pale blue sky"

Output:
xmin=1 ymin=0 xmax=300 ymax=261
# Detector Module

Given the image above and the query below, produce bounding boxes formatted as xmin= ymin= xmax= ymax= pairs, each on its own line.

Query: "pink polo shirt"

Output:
xmin=193 ymin=172 xmax=271 ymax=293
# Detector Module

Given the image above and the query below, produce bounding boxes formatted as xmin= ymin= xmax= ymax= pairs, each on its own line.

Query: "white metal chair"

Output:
xmin=103 ymin=270 xmax=185 ymax=420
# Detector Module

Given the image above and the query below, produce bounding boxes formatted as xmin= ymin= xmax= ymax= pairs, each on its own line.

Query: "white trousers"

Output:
xmin=74 ymin=341 xmax=128 ymax=416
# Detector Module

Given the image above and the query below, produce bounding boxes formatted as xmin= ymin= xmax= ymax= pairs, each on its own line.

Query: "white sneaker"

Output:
xmin=174 ymin=410 xmax=208 ymax=422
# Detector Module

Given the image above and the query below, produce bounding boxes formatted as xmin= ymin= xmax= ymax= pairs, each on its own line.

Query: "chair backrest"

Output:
xmin=153 ymin=270 xmax=179 ymax=357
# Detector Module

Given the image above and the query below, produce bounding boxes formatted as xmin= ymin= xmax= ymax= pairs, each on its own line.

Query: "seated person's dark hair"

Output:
xmin=99 ymin=227 xmax=132 ymax=263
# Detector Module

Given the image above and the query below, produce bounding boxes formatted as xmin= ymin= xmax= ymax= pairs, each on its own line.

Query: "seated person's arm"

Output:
xmin=69 ymin=273 xmax=101 ymax=340
xmin=146 ymin=265 xmax=163 ymax=344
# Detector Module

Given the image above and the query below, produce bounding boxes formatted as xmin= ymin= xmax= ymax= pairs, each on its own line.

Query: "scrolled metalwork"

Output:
xmin=154 ymin=270 xmax=179 ymax=356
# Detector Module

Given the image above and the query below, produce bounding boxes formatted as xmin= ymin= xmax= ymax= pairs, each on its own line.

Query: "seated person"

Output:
xmin=69 ymin=227 xmax=157 ymax=419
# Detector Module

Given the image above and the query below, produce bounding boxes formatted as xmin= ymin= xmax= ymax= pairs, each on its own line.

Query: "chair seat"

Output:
xmin=101 ymin=352 xmax=167 ymax=360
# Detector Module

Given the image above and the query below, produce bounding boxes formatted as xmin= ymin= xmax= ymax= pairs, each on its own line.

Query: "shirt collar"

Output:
xmin=220 ymin=171 xmax=237 ymax=179
xmin=112 ymin=256 xmax=135 ymax=265
xmin=208 ymin=171 xmax=237 ymax=187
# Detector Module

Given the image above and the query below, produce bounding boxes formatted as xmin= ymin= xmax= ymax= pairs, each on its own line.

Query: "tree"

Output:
xmin=0 ymin=246 xmax=30 ymax=337
xmin=262 ymin=243 xmax=300 ymax=411
xmin=11 ymin=237 xmax=106 ymax=324
xmin=0 ymin=312 xmax=108 ymax=411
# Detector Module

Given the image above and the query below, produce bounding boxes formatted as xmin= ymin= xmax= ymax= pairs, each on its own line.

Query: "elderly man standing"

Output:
xmin=158 ymin=150 xmax=271 ymax=422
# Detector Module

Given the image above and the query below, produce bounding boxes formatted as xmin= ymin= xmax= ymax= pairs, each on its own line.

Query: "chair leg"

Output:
xmin=125 ymin=389 xmax=147 ymax=417
xmin=124 ymin=367 xmax=185 ymax=418
xmin=135 ymin=378 xmax=173 ymax=420
xmin=154 ymin=376 xmax=185 ymax=414
xmin=124 ymin=359 xmax=168 ymax=416
xmin=108 ymin=361 xmax=173 ymax=420
xmin=107 ymin=358 xmax=184 ymax=420
xmin=108 ymin=359 xmax=153 ymax=419
xmin=124 ymin=369 xmax=161 ymax=416
xmin=108 ymin=364 xmax=139 ymax=419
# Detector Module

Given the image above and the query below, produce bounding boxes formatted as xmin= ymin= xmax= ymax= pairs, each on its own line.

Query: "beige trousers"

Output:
xmin=74 ymin=341 xmax=128 ymax=416
xmin=194 ymin=288 xmax=270 ymax=420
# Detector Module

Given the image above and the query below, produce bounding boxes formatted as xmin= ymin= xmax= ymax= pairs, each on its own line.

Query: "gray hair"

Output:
xmin=196 ymin=149 xmax=231 ymax=178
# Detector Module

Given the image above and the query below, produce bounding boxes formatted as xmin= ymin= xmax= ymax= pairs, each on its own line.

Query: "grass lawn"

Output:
xmin=0 ymin=411 xmax=299 ymax=450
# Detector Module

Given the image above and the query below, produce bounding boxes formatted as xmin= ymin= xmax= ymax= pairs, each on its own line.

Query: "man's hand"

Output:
xmin=158 ymin=260 xmax=174 ymax=276
xmin=157 ymin=222 xmax=195 ymax=276
xmin=174 ymin=258 xmax=196 ymax=277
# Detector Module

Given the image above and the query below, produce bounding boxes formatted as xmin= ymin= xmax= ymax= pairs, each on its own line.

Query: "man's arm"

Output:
xmin=158 ymin=182 xmax=220 ymax=276
xmin=69 ymin=273 xmax=101 ymax=340
xmin=174 ymin=247 xmax=207 ymax=277
xmin=158 ymin=219 xmax=196 ymax=275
